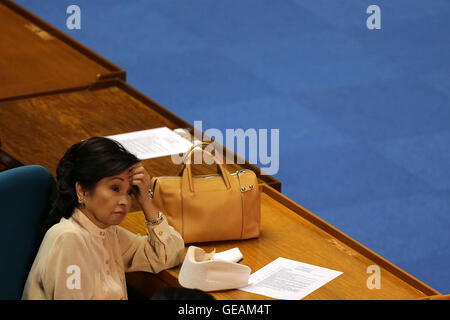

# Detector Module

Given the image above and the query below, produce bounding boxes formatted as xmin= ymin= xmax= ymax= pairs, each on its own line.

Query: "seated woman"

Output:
xmin=22 ymin=137 xmax=185 ymax=299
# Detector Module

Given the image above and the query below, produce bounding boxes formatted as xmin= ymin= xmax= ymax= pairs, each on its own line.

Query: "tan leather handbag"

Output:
xmin=149 ymin=142 xmax=261 ymax=243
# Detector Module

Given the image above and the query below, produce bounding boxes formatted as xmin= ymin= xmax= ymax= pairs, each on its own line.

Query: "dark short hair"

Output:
xmin=41 ymin=137 xmax=140 ymax=235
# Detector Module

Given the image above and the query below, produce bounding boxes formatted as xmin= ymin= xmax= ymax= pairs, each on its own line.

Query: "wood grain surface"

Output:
xmin=120 ymin=185 xmax=440 ymax=300
xmin=0 ymin=0 xmax=125 ymax=101
xmin=0 ymin=81 xmax=281 ymax=210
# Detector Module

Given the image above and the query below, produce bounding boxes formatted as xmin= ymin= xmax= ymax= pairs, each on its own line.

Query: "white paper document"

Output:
xmin=106 ymin=127 xmax=193 ymax=160
xmin=239 ymin=257 xmax=343 ymax=300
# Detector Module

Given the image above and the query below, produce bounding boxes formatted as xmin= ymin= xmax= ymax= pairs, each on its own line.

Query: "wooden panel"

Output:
xmin=418 ymin=294 xmax=450 ymax=300
xmin=119 ymin=184 xmax=440 ymax=300
xmin=0 ymin=0 xmax=125 ymax=101
xmin=0 ymin=80 xmax=281 ymax=205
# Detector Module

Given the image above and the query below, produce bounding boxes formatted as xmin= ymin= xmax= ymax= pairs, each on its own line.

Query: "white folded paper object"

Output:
xmin=178 ymin=246 xmax=251 ymax=292
xmin=212 ymin=247 xmax=243 ymax=263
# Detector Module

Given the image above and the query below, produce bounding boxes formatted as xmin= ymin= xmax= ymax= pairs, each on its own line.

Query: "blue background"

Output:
xmin=14 ymin=0 xmax=450 ymax=293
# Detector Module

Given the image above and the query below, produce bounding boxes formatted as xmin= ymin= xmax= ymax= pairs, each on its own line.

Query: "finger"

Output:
xmin=129 ymin=162 xmax=143 ymax=172
xmin=129 ymin=172 xmax=145 ymax=179
xmin=130 ymin=177 xmax=148 ymax=187
xmin=129 ymin=167 xmax=147 ymax=177
xmin=128 ymin=173 xmax=148 ymax=181
xmin=130 ymin=173 xmax=150 ymax=185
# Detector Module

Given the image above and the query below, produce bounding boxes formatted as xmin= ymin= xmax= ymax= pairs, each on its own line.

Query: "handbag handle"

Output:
xmin=177 ymin=141 xmax=220 ymax=176
xmin=182 ymin=141 xmax=218 ymax=163
xmin=182 ymin=148 xmax=232 ymax=193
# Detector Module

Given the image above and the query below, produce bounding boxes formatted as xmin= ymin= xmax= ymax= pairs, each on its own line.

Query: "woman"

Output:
xmin=22 ymin=137 xmax=185 ymax=299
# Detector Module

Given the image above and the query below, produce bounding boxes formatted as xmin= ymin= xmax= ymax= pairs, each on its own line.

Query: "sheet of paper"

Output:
xmin=106 ymin=127 xmax=193 ymax=160
xmin=239 ymin=257 xmax=343 ymax=300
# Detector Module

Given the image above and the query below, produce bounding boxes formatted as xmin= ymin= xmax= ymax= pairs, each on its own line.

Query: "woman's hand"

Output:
xmin=128 ymin=163 xmax=159 ymax=220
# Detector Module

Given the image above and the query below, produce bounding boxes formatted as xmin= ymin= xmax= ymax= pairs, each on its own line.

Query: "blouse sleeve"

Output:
xmin=116 ymin=215 xmax=185 ymax=274
xmin=42 ymin=231 xmax=96 ymax=299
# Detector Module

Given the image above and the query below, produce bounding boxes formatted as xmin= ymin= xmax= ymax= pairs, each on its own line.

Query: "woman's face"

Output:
xmin=78 ymin=168 xmax=134 ymax=229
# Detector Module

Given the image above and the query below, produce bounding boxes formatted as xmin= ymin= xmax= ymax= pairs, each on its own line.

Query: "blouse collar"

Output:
xmin=72 ymin=207 xmax=109 ymax=239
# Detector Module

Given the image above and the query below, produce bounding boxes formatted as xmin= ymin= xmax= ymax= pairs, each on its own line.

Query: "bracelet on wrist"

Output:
xmin=145 ymin=211 xmax=164 ymax=226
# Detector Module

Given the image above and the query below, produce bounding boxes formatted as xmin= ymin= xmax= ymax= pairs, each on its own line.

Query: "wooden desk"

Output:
xmin=0 ymin=79 xmax=281 ymax=198
xmin=120 ymin=184 xmax=440 ymax=300
xmin=0 ymin=0 xmax=125 ymax=101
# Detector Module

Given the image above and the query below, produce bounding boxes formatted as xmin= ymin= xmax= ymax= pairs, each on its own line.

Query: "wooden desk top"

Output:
xmin=0 ymin=79 xmax=281 ymax=200
xmin=120 ymin=184 xmax=439 ymax=300
xmin=0 ymin=0 xmax=125 ymax=101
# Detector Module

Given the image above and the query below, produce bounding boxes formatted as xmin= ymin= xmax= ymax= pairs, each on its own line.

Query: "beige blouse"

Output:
xmin=22 ymin=208 xmax=184 ymax=300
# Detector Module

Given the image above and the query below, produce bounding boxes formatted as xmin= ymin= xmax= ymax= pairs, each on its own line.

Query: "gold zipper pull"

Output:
xmin=148 ymin=186 xmax=154 ymax=198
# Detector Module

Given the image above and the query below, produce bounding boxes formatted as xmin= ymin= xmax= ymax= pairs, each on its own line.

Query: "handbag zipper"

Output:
xmin=149 ymin=169 xmax=250 ymax=197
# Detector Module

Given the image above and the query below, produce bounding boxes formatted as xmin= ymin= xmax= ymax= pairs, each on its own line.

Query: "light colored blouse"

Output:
xmin=22 ymin=208 xmax=184 ymax=300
